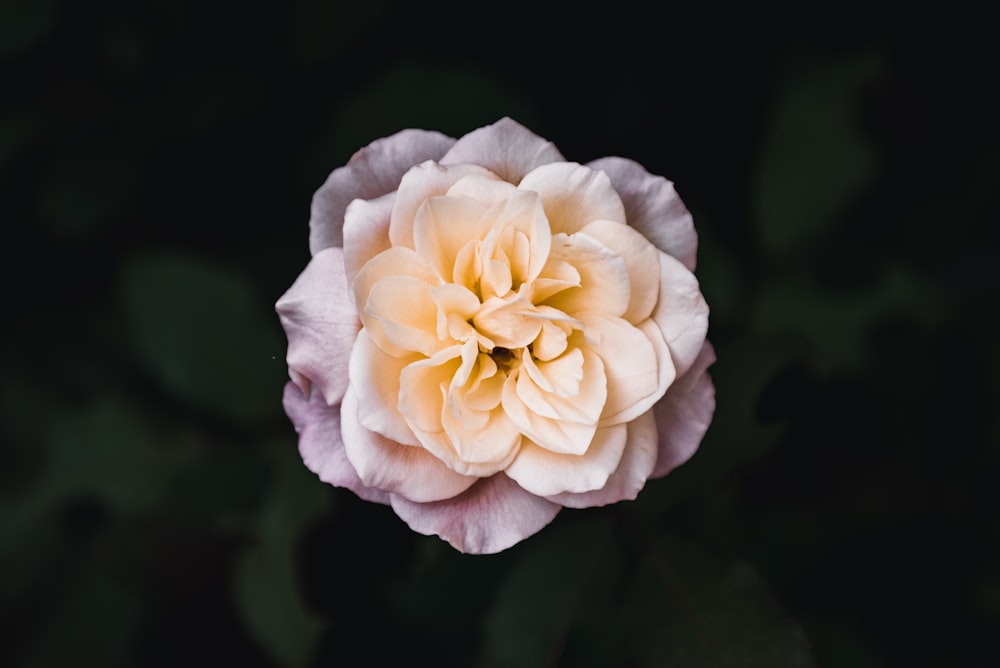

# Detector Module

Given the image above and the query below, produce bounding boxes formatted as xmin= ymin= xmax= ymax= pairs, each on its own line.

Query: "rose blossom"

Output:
xmin=277 ymin=118 xmax=715 ymax=554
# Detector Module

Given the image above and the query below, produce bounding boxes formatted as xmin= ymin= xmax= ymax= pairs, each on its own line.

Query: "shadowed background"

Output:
xmin=2 ymin=2 xmax=997 ymax=666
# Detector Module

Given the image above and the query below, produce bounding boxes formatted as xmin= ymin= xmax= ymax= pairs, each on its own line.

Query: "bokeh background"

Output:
xmin=2 ymin=3 xmax=997 ymax=666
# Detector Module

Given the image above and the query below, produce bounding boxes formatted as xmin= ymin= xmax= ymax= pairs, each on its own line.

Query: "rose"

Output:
xmin=277 ymin=118 xmax=715 ymax=554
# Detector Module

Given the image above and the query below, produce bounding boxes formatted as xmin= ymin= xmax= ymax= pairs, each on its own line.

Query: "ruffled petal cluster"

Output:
xmin=278 ymin=118 xmax=714 ymax=554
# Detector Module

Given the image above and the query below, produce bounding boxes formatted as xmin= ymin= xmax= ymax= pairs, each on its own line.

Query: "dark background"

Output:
xmin=2 ymin=2 xmax=997 ymax=666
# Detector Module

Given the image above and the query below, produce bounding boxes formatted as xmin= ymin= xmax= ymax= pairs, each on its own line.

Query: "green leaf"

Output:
xmin=233 ymin=441 xmax=328 ymax=668
xmin=478 ymin=516 xmax=624 ymax=668
xmin=625 ymin=533 xmax=817 ymax=668
xmin=753 ymin=50 xmax=885 ymax=258
xmin=120 ymin=252 xmax=286 ymax=424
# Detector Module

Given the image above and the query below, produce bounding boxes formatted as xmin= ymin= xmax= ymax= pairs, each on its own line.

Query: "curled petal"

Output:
xmin=541 ymin=232 xmax=631 ymax=319
xmin=549 ymin=409 xmax=658 ymax=508
xmin=390 ymin=473 xmax=561 ymax=554
xmin=576 ymin=312 xmax=666 ymax=426
xmin=365 ymin=275 xmax=443 ymax=357
xmin=503 ymin=350 xmax=607 ymax=455
xmin=580 ymin=219 xmax=661 ymax=324
xmin=439 ymin=117 xmax=565 ymax=183
xmin=282 ymin=381 xmax=389 ymax=504
xmin=390 ymin=161 xmax=500 ymax=250
xmin=340 ymin=388 xmax=477 ymax=503
xmin=518 ymin=162 xmax=626 ymax=234
xmin=587 ymin=156 xmax=698 ymax=271
xmin=413 ymin=195 xmax=492 ymax=282
xmin=652 ymin=340 xmax=716 ymax=478
xmin=506 ymin=425 xmax=627 ymax=496
xmin=353 ymin=246 xmax=440 ymax=357
xmin=276 ymin=247 xmax=358 ymax=404
xmin=310 ymin=129 xmax=455 ymax=255
xmin=348 ymin=331 xmax=421 ymax=446
xmin=651 ymin=252 xmax=709 ymax=378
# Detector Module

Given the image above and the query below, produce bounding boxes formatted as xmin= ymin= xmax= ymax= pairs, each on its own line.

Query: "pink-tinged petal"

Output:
xmin=652 ymin=341 xmax=716 ymax=478
xmin=549 ymin=409 xmax=658 ymax=508
xmin=390 ymin=473 xmax=561 ymax=554
xmin=506 ymin=425 xmax=627 ymax=496
xmin=577 ymin=313 xmax=665 ymax=426
xmin=310 ymin=129 xmax=455 ymax=255
xmin=541 ymin=232 xmax=631 ymax=319
xmin=439 ymin=117 xmax=565 ymax=184
xmin=276 ymin=247 xmax=359 ymax=405
xmin=651 ymin=251 xmax=709 ymax=377
xmin=282 ymin=381 xmax=389 ymax=504
xmin=518 ymin=162 xmax=626 ymax=235
xmin=412 ymin=195 xmax=492 ymax=282
xmin=340 ymin=388 xmax=477 ymax=503
xmin=348 ymin=330 xmax=421 ymax=446
xmin=587 ymin=156 xmax=698 ymax=271
xmin=580 ymin=219 xmax=661 ymax=324
xmin=389 ymin=161 xmax=500 ymax=250
xmin=446 ymin=172 xmax=518 ymax=205
xmin=342 ymin=192 xmax=394 ymax=287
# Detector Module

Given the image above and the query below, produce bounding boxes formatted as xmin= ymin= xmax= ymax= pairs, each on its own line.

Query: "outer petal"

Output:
xmin=390 ymin=473 xmax=561 ymax=554
xmin=310 ymin=129 xmax=455 ymax=255
xmin=518 ymin=162 xmax=626 ymax=235
xmin=276 ymin=247 xmax=359 ymax=404
xmin=651 ymin=251 xmax=709 ymax=378
xmin=505 ymin=425 xmax=627 ymax=497
xmin=340 ymin=388 xmax=477 ymax=503
xmin=439 ymin=117 xmax=565 ymax=183
xmin=548 ymin=409 xmax=658 ymax=508
xmin=342 ymin=192 xmax=394 ymax=287
xmin=282 ymin=381 xmax=389 ymax=504
xmin=587 ymin=156 xmax=698 ymax=271
xmin=652 ymin=341 xmax=716 ymax=478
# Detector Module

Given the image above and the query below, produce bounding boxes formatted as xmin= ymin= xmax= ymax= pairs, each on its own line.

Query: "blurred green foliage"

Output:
xmin=2 ymin=4 xmax=997 ymax=667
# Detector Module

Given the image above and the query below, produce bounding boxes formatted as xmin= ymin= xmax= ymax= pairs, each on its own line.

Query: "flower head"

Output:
xmin=278 ymin=118 xmax=715 ymax=554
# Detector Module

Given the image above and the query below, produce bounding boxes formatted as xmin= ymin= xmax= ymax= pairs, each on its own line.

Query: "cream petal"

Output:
xmin=390 ymin=473 xmax=561 ymax=554
xmin=365 ymin=275 xmax=442 ymax=357
xmin=442 ymin=402 xmax=522 ymax=474
xmin=276 ymin=247 xmax=359 ymax=405
xmin=541 ymin=232 xmax=630 ymax=319
xmin=652 ymin=341 xmax=716 ymax=478
xmin=413 ymin=195 xmax=493 ymax=282
xmin=446 ymin=172 xmax=518 ymax=205
xmin=310 ymin=129 xmax=455 ymax=255
xmin=340 ymin=387 xmax=477 ymax=503
xmin=580 ymin=219 xmax=661 ymax=324
xmin=282 ymin=381 xmax=389 ymax=504
xmin=532 ymin=319 xmax=569 ymax=361
xmin=482 ymin=189 xmax=551 ymax=286
xmin=548 ymin=409 xmax=658 ymax=508
xmin=439 ymin=117 xmax=565 ymax=184
xmin=473 ymin=295 xmax=543 ymax=349
xmin=398 ymin=346 xmax=463 ymax=434
xmin=342 ymin=192 xmax=394 ymax=288
xmin=505 ymin=425 xmax=627 ymax=497
xmin=503 ymin=350 xmax=607 ymax=455
xmin=651 ymin=252 xmax=709 ymax=377
xmin=353 ymin=246 xmax=441 ymax=358
xmin=576 ymin=312 xmax=663 ymax=426
xmin=348 ymin=330 xmax=421 ymax=446
xmin=389 ymin=161 xmax=500 ymax=250
xmin=587 ymin=156 xmax=698 ymax=271
xmin=518 ymin=162 xmax=626 ymax=235
xmin=522 ymin=347 xmax=584 ymax=397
